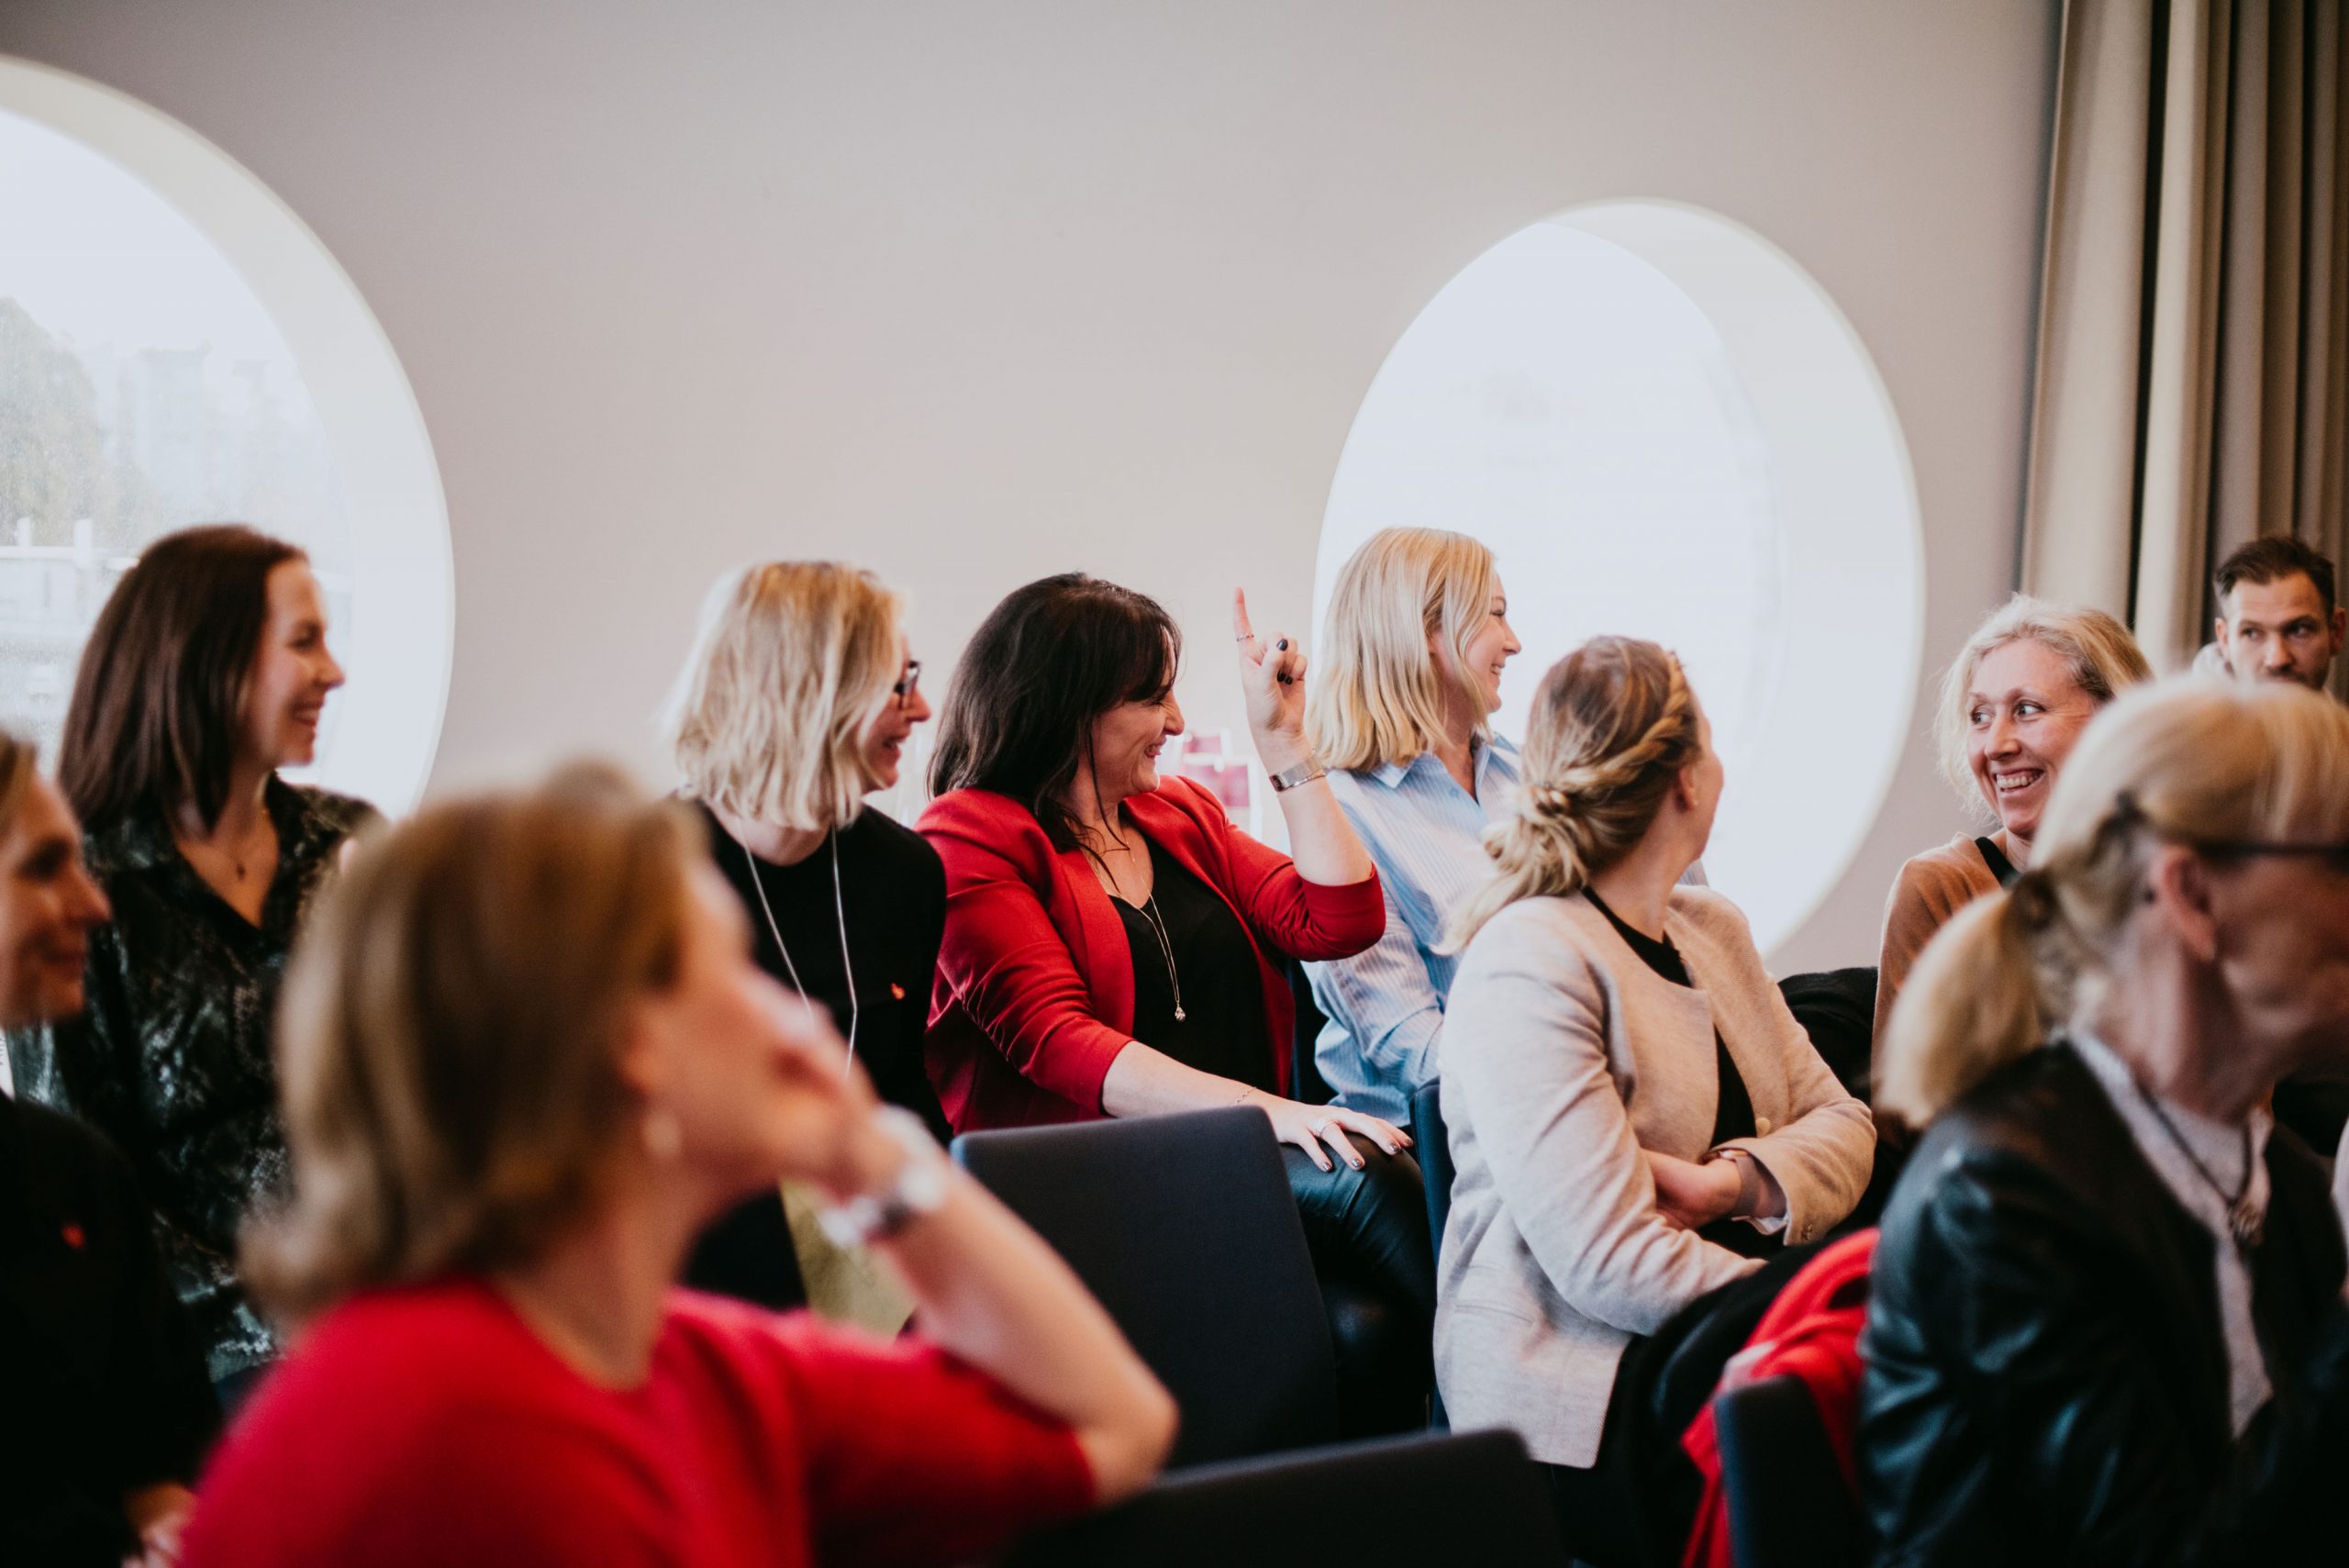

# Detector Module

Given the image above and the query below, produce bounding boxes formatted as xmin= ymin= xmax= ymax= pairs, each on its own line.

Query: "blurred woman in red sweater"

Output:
xmin=181 ymin=766 xmax=1172 ymax=1568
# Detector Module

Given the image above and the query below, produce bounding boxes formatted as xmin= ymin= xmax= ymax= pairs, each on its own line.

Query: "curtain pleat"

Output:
xmin=2021 ymin=0 xmax=2349 ymax=684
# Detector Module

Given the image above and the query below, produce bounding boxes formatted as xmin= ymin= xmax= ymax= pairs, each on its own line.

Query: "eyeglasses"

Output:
xmin=892 ymin=661 xmax=922 ymax=709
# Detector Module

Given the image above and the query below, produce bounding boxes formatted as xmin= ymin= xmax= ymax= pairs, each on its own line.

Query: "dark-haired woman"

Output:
xmin=921 ymin=574 xmax=1433 ymax=1433
xmin=7 ymin=524 xmax=374 ymax=1404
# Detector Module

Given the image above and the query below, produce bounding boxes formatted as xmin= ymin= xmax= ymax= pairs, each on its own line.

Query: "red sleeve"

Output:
xmin=773 ymin=1317 xmax=1095 ymax=1567
xmin=1163 ymin=777 xmax=1386 ymax=961
xmin=922 ymin=792 xmax=1135 ymax=1112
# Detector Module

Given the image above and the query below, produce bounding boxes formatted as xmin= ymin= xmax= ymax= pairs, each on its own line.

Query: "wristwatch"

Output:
xmin=818 ymin=1106 xmax=951 ymax=1248
xmin=1266 ymin=758 xmax=1327 ymax=793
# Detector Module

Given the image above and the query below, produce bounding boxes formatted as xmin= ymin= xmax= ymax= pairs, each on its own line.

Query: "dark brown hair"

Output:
xmin=59 ymin=524 xmax=306 ymax=833
xmin=247 ymin=763 xmax=696 ymax=1321
xmin=929 ymin=573 xmax=1181 ymax=851
xmin=2215 ymin=536 xmax=2336 ymax=616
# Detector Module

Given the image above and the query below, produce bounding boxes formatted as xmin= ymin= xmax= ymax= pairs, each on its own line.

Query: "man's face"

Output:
xmin=2216 ymin=573 xmax=2345 ymax=691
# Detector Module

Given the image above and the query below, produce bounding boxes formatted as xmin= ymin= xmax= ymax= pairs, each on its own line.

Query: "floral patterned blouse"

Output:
xmin=6 ymin=779 xmax=375 ymax=1381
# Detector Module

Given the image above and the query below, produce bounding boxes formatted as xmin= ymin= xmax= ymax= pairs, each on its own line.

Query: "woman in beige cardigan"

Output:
xmin=1436 ymin=637 xmax=1872 ymax=1567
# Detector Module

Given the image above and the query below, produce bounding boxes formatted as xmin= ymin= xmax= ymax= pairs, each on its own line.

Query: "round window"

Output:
xmin=0 ymin=57 xmax=451 ymax=812
xmin=1316 ymin=202 xmax=1921 ymax=951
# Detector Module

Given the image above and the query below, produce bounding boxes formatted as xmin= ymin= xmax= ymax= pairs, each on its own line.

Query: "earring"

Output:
xmin=642 ymin=1107 xmax=684 ymax=1161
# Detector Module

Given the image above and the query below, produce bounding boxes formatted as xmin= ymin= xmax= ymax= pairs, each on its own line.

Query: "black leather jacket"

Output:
xmin=1860 ymin=1044 xmax=2349 ymax=1566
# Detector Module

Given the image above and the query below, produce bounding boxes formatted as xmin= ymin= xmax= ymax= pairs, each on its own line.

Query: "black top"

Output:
xmin=0 ymin=1091 xmax=218 ymax=1567
xmin=5 ymin=778 xmax=376 ymax=1381
xmin=696 ymin=803 xmax=952 ymax=1142
xmin=1973 ymin=835 xmax=2020 ymax=887
xmin=1114 ymin=838 xmax=1277 ymax=1094
xmin=687 ymin=804 xmax=951 ymax=1310
xmin=1862 ymin=1044 xmax=2349 ymax=1565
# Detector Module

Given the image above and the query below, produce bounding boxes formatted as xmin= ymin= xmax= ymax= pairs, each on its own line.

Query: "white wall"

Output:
xmin=0 ymin=0 xmax=2057 ymax=970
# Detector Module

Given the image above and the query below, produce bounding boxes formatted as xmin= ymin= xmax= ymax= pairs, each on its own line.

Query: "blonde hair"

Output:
xmin=1935 ymin=594 xmax=2152 ymax=807
xmin=245 ymin=763 xmax=698 ymax=1322
xmin=665 ymin=562 xmax=905 ymax=832
xmin=1447 ymin=637 xmax=1699 ymax=948
xmin=1308 ymin=528 xmax=1504 ymax=772
xmin=1879 ymin=678 xmax=2349 ymax=1125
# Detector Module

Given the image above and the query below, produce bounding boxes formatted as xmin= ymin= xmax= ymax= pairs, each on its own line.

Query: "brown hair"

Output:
xmin=1879 ymin=678 xmax=2349 ymax=1125
xmin=2214 ymin=535 xmax=2336 ymax=616
xmin=1446 ymin=637 xmax=1700 ymax=948
xmin=245 ymin=763 xmax=698 ymax=1322
xmin=0 ymin=731 xmax=38 ymax=838
xmin=59 ymin=523 xmax=306 ymax=833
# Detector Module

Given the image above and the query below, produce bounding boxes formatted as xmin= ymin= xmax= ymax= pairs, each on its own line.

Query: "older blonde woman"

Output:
xmin=1873 ymin=595 xmax=2151 ymax=1045
xmin=664 ymin=562 xmax=942 ymax=1313
xmin=1865 ymin=679 xmax=2349 ymax=1562
xmin=1436 ymin=637 xmax=1872 ymax=1566
xmin=182 ymin=768 xmax=1173 ymax=1568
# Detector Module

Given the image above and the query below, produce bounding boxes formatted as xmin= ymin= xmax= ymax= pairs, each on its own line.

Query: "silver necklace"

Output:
xmin=1134 ymin=892 xmax=1187 ymax=1023
xmin=725 ymin=822 xmax=859 ymax=1079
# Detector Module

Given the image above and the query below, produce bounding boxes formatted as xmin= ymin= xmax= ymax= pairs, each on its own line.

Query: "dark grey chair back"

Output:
xmin=952 ymin=1106 xmax=1340 ymax=1467
xmin=1715 ymin=1373 xmax=1868 ymax=1568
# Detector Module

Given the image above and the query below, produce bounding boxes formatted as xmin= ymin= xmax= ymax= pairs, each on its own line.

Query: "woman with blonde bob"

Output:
xmin=1436 ymin=637 xmax=1872 ymax=1566
xmin=1299 ymin=527 xmax=1525 ymax=1121
xmin=181 ymin=768 xmax=1174 ymax=1568
xmin=1863 ymin=678 xmax=2349 ymax=1563
xmin=665 ymin=562 xmax=946 ymax=1310
xmin=1873 ymin=594 xmax=2150 ymax=1043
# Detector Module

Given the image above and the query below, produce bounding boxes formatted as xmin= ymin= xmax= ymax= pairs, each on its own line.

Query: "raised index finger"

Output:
xmin=1231 ymin=587 xmax=1262 ymax=658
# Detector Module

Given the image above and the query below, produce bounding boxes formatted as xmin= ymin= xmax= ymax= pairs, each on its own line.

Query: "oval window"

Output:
xmin=1317 ymin=203 xmax=1921 ymax=951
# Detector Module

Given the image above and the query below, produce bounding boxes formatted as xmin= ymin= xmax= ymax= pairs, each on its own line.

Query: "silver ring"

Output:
xmin=1310 ymin=1119 xmax=1332 ymax=1137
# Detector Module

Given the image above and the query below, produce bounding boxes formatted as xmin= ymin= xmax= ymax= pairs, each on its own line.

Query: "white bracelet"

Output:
xmin=817 ymin=1107 xmax=950 ymax=1248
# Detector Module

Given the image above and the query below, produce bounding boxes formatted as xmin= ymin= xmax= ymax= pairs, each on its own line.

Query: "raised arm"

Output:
xmin=1231 ymin=587 xmax=1373 ymax=888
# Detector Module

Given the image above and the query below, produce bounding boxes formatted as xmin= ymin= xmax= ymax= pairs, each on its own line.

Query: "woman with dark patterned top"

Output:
xmin=5 ymin=525 xmax=375 ymax=1405
xmin=663 ymin=562 xmax=949 ymax=1317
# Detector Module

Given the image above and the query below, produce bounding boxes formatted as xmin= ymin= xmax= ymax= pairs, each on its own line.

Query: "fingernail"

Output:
xmin=1277 ymin=638 xmax=1289 ymax=651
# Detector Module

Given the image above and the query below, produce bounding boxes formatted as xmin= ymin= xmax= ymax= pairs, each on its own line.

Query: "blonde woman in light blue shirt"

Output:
xmin=1302 ymin=529 xmax=1523 ymax=1123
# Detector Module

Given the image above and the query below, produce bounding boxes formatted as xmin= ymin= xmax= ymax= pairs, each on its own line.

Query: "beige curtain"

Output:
xmin=2022 ymin=0 xmax=2349 ymax=681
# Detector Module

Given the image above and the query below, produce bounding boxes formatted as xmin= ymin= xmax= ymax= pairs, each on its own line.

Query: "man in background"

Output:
xmin=2208 ymin=536 xmax=2344 ymax=693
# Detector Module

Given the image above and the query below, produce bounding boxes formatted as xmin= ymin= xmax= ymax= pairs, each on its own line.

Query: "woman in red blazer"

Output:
xmin=921 ymin=573 xmax=1434 ymax=1434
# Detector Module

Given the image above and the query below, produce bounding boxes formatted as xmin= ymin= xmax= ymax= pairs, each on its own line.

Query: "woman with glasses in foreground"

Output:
xmin=1865 ymin=677 xmax=2349 ymax=1563
xmin=181 ymin=767 xmax=1173 ymax=1568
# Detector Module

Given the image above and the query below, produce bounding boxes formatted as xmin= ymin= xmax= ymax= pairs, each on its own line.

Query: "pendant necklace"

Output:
xmin=2135 ymin=1084 xmax=2263 ymax=1250
xmin=1135 ymin=892 xmax=1186 ymax=1022
xmin=726 ymin=823 xmax=860 ymax=1079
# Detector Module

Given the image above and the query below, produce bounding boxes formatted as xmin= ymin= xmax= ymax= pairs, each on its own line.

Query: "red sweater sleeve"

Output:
xmin=921 ymin=791 xmax=1137 ymax=1113
xmin=1159 ymin=777 xmax=1386 ymax=961
xmin=770 ymin=1316 xmax=1095 ymax=1566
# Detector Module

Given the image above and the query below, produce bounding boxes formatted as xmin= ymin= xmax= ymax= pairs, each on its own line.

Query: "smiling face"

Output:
xmin=1439 ymin=578 xmax=1521 ymax=717
xmin=240 ymin=562 xmax=345 ymax=771
xmin=1083 ymin=665 xmax=1185 ymax=812
xmin=857 ymin=639 xmax=930 ymax=792
xmin=0 ymin=775 xmax=111 ymax=1030
xmin=1965 ymin=638 xmax=2101 ymax=845
xmin=2217 ymin=573 xmax=2345 ymax=691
